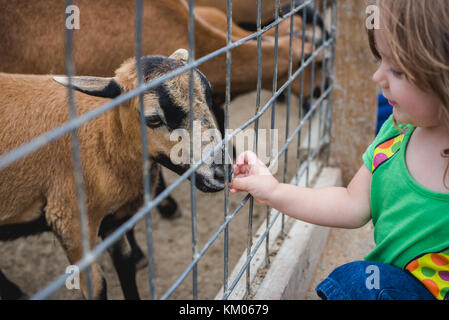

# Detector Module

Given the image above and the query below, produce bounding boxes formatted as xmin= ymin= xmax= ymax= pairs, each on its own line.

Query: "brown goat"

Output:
xmin=0 ymin=49 xmax=230 ymax=299
xmin=0 ymin=0 xmax=327 ymax=298
xmin=0 ymin=0 xmax=325 ymax=106
xmin=0 ymin=0 xmax=327 ymax=244
xmin=195 ymin=0 xmax=292 ymax=26
xmin=195 ymin=0 xmax=326 ymax=36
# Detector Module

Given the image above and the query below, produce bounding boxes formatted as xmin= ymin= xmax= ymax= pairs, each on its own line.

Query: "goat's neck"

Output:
xmin=103 ymin=105 xmax=147 ymax=174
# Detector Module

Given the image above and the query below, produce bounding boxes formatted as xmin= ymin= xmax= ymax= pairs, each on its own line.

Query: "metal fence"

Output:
xmin=0 ymin=0 xmax=337 ymax=300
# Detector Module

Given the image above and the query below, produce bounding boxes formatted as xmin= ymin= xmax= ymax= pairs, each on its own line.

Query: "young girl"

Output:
xmin=229 ymin=0 xmax=449 ymax=300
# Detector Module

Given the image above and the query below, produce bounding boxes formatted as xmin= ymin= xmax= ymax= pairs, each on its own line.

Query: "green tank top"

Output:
xmin=362 ymin=115 xmax=449 ymax=300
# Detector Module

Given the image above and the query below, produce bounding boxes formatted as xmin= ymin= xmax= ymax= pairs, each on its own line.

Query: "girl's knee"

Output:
xmin=316 ymin=261 xmax=376 ymax=300
xmin=316 ymin=261 xmax=436 ymax=300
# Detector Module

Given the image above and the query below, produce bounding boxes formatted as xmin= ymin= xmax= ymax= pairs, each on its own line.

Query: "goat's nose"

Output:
xmin=213 ymin=164 xmax=233 ymax=182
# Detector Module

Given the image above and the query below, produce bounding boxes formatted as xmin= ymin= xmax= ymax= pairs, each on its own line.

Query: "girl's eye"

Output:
xmin=145 ymin=115 xmax=164 ymax=128
xmin=390 ymin=68 xmax=404 ymax=77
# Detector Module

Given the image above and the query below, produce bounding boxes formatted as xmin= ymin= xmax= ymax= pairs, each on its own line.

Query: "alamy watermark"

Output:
xmin=66 ymin=4 xmax=80 ymax=30
xmin=169 ymin=121 xmax=279 ymax=173
xmin=65 ymin=265 xmax=80 ymax=290
xmin=366 ymin=5 xmax=380 ymax=30
xmin=365 ymin=264 xmax=380 ymax=290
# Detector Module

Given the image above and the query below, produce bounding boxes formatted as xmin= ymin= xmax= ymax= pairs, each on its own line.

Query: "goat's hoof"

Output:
xmin=158 ymin=203 xmax=183 ymax=220
xmin=135 ymin=254 xmax=149 ymax=271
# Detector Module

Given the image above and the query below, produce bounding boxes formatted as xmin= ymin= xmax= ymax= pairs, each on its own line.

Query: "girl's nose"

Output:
xmin=372 ymin=68 xmax=388 ymax=89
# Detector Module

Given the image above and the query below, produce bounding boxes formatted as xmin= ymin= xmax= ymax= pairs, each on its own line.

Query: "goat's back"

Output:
xmin=0 ymin=73 xmax=112 ymax=225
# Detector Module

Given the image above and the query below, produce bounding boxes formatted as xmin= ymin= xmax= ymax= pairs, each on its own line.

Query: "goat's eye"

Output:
xmin=145 ymin=115 xmax=163 ymax=128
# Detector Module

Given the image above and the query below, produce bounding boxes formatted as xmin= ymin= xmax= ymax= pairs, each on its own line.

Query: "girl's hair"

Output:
xmin=366 ymin=0 xmax=449 ymax=188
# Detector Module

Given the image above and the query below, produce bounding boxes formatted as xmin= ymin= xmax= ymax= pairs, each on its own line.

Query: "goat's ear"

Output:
xmin=52 ymin=76 xmax=122 ymax=98
xmin=169 ymin=48 xmax=188 ymax=62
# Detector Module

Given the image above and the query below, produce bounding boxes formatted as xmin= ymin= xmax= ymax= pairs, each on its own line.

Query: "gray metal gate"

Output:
xmin=0 ymin=0 xmax=337 ymax=299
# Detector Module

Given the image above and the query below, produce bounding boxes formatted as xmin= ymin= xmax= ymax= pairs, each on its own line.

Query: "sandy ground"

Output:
xmin=0 ymin=89 xmax=332 ymax=300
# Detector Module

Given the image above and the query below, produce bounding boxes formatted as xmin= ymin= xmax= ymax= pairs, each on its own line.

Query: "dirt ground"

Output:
xmin=0 ymin=89 xmax=328 ymax=300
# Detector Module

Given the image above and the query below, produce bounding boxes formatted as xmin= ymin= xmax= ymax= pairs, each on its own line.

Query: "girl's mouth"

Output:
xmin=388 ymin=99 xmax=398 ymax=106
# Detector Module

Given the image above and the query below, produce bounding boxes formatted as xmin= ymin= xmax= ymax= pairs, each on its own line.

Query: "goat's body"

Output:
xmin=0 ymin=72 xmax=157 ymax=300
xmin=0 ymin=51 xmax=226 ymax=299
xmin=0 ymin=74 xmax=146 ymax=230
xmin=0 ymin=0 xmax=321 ymax=101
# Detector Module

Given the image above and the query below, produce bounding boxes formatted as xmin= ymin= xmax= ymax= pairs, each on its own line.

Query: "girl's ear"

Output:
xmin=52 ymin=76 xmax=123 ymax=98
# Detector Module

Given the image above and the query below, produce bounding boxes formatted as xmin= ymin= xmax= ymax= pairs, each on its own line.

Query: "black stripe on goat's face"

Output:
xmin=138 ymin=51 xmax=231 ymax=192
xmin=153 ymin=84 xmax=187 ymax=129
xmin=139 ymin=55 xmax=214 ymax=130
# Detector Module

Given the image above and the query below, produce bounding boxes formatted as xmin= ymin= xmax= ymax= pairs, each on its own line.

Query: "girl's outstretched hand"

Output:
xmin=229 ymin=151 xmax=279 ymax=206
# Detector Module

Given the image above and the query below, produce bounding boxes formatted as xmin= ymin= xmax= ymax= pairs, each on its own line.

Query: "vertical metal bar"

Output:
xmin=188 ymin=0 xmax=198 ymax=300
xmin=245 ymin=0 xmax=263 ymax=299
xmin=64 ymin=0 xmax=93 ymax=300
xmin=306 ymin=0 xmax=318 ymax=187
xmin=281 ymin=0 xmax=296 ymax=239
xmin=223 ymin=0 xmax=232 ymax=294
xmin=265 ymin=0 xmax=281 ymax=269
xmin=318 ymin=0 xmax=328 ymax=153
xmin=295 ymin=4 xmax=308 ymax=186
xmin=325 ymin=0 xmax=338 ymax=165
xmin=135 ymin=0 xmax=156 ymax=300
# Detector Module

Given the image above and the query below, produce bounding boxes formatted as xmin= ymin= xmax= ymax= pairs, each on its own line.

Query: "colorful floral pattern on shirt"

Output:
xmin=405 ymin=248 xmax=449 ymax=300
xmin=371 ymin=131 xmax=406 ymax=173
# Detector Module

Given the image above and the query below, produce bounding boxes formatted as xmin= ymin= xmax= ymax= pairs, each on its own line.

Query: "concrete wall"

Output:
xmin=330 ymin=0 xmax=378 ymax=184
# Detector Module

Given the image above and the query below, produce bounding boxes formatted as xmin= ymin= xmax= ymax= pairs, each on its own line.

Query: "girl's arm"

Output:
xmin=230 ymin=151 xmax=372 ymax=229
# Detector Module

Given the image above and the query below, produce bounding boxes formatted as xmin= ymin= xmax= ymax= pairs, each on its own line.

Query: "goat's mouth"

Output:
xmin=189 ymin=173 xmax=225 ymax=193
xmin=152 ymin=154 xmax=233 ymax=193
xmin=191 ymin=163 xmax=233 ymax=193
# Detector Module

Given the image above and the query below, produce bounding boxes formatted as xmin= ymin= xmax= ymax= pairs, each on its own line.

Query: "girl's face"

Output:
xmin=372 ymin=29 xmax=443 ymax=129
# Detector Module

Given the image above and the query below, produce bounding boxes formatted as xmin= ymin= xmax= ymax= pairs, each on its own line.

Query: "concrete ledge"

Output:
xmin=254 ymin=223 xmax=330 ymax=299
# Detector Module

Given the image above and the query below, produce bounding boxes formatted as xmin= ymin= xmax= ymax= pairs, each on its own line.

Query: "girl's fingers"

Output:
xmin=236 ymin=150 xmax=257 ymax=166
xmin=243 ymin=150 xmax=259 ymax=166
xmin=233 ymin=164 xmax=240 ymax=176
xmin=235 ymin=151 xmax=247 ymax=165
xmin=229 ymin=176 xmax=249 ymax=193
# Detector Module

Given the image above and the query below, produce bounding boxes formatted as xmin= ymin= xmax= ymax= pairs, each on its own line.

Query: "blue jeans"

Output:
xmin=315 ymin=261 xmax=436 ymax=300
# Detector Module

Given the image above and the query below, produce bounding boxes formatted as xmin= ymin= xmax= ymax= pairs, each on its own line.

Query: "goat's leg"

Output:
xmin=45 ymin=206 xmax=107 ymax=300
xmin=0 ymin=269 xmax=27 ymax=300
xmin=125 ymin=228 xmax=148 ymax=270
xmin=155 ymin=168 xmax=183 ymax=219
xmin=104 ymin=195 xmax=148 ymax=271
xmin=99 ymin=215 xmax=140 ymax=300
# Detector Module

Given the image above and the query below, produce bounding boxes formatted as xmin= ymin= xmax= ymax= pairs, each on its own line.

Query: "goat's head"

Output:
xmin=53 ymin=49 xmax=232 ymax=193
